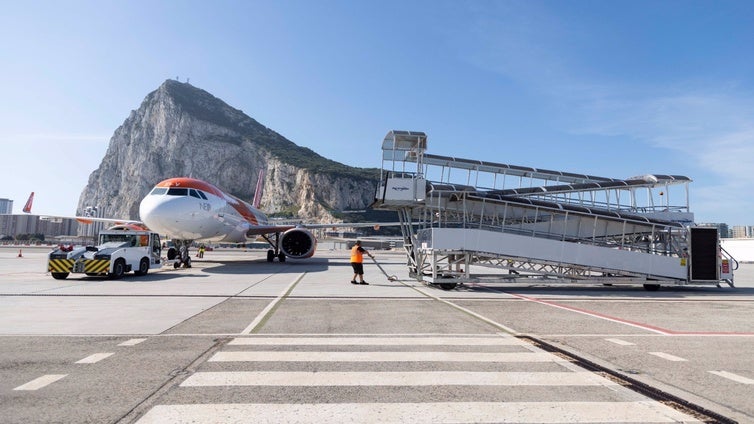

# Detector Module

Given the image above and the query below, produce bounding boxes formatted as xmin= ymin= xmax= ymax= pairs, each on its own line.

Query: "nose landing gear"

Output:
xmin=168 ymin=240 xmax=193 ymax=268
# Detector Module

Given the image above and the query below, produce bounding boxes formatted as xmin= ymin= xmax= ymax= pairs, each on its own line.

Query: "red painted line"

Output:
xmin=479 ymin=287 xmax=754 ymax=336
xmin=505 ymin=292 xmax=673 ymax=335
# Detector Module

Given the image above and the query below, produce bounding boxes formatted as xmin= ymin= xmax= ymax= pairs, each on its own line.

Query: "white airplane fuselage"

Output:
xmin=139 ymin=177 xmax=271 ymax=243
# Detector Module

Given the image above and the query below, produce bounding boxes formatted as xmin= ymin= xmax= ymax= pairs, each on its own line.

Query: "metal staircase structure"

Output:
xmin=372 ymin=130 xmax=736 ymax=290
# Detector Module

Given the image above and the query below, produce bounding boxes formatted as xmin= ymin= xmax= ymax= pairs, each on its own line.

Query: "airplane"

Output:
xmin=34 ymin=171 xmax=398 ymax=268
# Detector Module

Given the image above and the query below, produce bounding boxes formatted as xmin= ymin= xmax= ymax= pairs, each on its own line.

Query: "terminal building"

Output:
xmin=0 ymin=214 xmax=79 ymax=242
xmin=0 ymin=198 xmax=12 ymax=215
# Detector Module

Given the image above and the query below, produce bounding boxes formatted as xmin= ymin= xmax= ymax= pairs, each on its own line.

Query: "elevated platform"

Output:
xmin=374 ymin=130 xmax=735 ymax=290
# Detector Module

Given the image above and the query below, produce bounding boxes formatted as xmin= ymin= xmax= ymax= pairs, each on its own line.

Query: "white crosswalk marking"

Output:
xmin=648 ymin=351 xmax=688 ymax=362
xmin=605 ymin=338 xmax=635 ymax=346
xmin=228 ymin=336 xmax=525 ymax=346
xmin=75 ymin=352 xmax=115 ymax=364
xmin=13 ymin=374 xmax=67 ymax=391
xmin=138 ymin=402 xmax=699 ymax=423
xmin=709 ymin=370 xmax=754 ymax=384
xmin=136 ymin=335 xmax=700 ymax=423
xmin=209 ymin=350 xmax=562 ymax=362
xmin=182 ymin=371 xmax=617 ymax=387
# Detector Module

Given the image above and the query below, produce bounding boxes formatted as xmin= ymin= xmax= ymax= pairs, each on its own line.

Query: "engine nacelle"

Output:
xmin=280 ymin=227 xmax=317 ymax=259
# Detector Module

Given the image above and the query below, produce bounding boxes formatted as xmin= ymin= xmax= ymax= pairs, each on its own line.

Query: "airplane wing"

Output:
xmin=294 ymin=222 xmax=403 ymax=229
xmin=244 ymin=221 xmax=403 ymax=237
xmin=71 ymin=216 xmax=144 ymax=226
xmin=21 ymin=191 xmax=144 ymax=228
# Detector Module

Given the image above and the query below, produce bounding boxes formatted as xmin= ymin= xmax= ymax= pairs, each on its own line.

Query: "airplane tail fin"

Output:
xmin=252 ymin=169 xmax=264 ymax=209
xmin=22 ymin=192 xmax=34 ymax=213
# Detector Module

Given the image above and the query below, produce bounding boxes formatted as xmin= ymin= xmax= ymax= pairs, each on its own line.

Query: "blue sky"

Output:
xmin=2 ymin=0 xmax=753 ymax=225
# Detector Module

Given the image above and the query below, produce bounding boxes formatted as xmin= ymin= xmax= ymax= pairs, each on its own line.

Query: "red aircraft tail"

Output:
xmin=22 ymin=192 xmax=34 ymax=213
xmin=252 ymin=169 xmax=264 ymax=209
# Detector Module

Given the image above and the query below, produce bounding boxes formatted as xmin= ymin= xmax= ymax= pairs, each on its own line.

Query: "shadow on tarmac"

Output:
xmin=199 ymin=257 xmax=330 ymax=275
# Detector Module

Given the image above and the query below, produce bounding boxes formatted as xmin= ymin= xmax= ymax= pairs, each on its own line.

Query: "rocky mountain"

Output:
xmin=76 ymin=80 xmax=384 ymax=226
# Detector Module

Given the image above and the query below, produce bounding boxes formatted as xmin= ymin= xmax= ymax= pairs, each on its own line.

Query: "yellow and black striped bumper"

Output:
xmin=48 ymin=259 xmax=74 ymax=273
xmin=48 ymin=259 xmax=111 ymax=274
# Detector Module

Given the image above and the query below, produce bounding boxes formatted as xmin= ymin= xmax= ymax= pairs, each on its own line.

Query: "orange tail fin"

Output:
xmin=22 ymin=192 xmax=34 ymax=213
xmin=252 ymin=169 xmax=264 ymax=209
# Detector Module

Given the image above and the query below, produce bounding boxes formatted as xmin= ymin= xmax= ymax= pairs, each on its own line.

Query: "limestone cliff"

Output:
xmin=76 ymin=80 xmax=381 ymax=225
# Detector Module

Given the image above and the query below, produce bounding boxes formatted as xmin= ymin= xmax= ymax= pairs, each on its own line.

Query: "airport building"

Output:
xmin=0 ymin=198 xmax=12 ymax=214
xmin=729 ymin=225 xmax=754 ymax=239
xmin=0 ymin=214 xmax=79 ymax=241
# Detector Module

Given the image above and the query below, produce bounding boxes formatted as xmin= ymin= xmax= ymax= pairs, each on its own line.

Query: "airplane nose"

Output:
xmin=140 ymin=194 xmax=178 ymax=233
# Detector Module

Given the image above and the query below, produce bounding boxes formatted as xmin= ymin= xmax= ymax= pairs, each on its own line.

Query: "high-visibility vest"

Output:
xmin=350 ymin=245 xmax=364 ymax=263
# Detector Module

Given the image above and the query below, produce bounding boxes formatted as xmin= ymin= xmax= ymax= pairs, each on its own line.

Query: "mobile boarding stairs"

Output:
xmin=373 ymin=130 xmax=736 ymax=291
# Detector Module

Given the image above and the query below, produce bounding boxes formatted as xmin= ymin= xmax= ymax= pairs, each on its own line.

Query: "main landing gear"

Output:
xmin=266 ymin=249 xmax=286 ymax=263
xmin=263 ymin=233 xmax=286 ymax=262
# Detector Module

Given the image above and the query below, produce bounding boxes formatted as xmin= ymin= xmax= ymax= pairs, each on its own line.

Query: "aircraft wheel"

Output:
xmin=184 ymin=257 xmax=192 ymax=268
xmin=278 ymin=252 xmax=286 ymax=262
xmin=109 ymin=259 xmax=126 ymax=279
xmin=173 ymin=260 xmax=181 ymax=269
xmin=267 ymin=250 xmax=275 ymax=262
xmin=134 ymin=258 xmax=150 ymax=276
xmin=51 ymin=272 xmax=69 ymax=280
xmin=643 ymin=283 xmax=660 ymax=291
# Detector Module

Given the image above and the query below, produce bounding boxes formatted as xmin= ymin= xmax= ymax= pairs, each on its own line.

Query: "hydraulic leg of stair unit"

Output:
xmin=414 ymin=250 xmax=471 ymax=290
xmin=394 ymin=207 xmax=422 ymax=278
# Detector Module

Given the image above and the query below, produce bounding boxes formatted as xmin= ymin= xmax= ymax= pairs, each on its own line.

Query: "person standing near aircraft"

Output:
xmin=350 ymin=240 xmax=373 ymax=285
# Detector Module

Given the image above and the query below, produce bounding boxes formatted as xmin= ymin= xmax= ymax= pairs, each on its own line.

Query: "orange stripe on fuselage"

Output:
xmin=154 ymin=177 xmax=261 ymax=225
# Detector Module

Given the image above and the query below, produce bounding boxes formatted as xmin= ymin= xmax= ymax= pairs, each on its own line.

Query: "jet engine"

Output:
xmin=279 ymin=227 xmax=317 ymax=259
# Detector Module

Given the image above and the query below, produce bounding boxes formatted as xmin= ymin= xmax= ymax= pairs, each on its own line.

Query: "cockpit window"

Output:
xmin=150 ymin=187 xmax=168 ymax=195
xmin=189 ymin=189 xmax=201 ymax=199
xmin=167 ymin=188 xmax=189 ymax=196
xmin=197 ymin=190 xmax=208 ymax=200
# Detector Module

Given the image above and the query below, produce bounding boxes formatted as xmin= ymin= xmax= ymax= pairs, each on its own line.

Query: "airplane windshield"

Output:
xmin=167 ymin=188 xmax=189 ymax=196
xmin=150 ymin=187 xmax=207 ymax=198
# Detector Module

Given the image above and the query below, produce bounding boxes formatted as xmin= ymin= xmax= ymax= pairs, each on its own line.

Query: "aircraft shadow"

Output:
xmin=73 ymin=272 xmax=210 ymax=282
xmin=200 ymin=257 xmax=330 ymax=275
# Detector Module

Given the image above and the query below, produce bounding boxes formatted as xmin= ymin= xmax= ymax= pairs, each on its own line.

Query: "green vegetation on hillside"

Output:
xmin=163 ymin=80 xmax=381 ymax=181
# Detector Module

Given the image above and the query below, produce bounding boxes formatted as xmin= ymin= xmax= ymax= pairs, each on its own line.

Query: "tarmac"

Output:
xmin=1 ymin=244 xmax=752 ymax=423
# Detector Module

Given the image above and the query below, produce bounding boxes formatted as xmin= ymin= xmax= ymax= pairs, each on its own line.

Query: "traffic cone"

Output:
xmin=17 ymin=249 xmax=23 ymax=258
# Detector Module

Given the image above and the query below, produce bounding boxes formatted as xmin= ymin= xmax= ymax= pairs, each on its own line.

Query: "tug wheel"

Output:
xmin=109 ymin=259 xmax=126 ymax=279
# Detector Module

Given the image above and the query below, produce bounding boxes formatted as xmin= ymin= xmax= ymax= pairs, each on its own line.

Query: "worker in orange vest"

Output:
xmin=350 ymin=240 xmax=373 ymax=285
